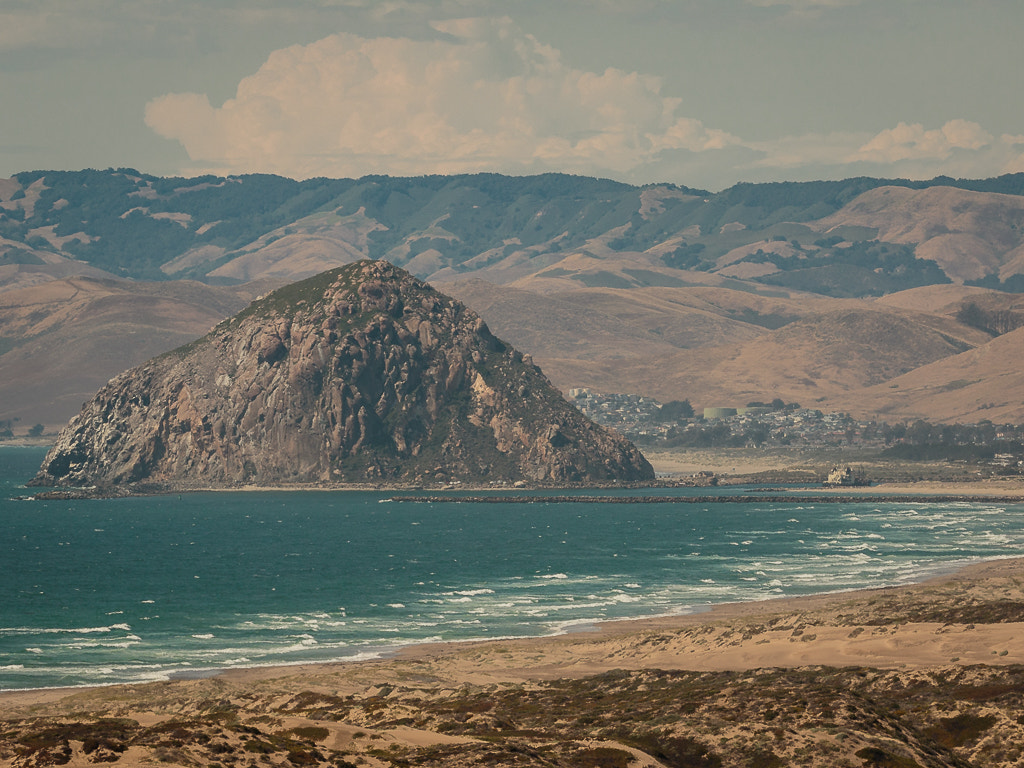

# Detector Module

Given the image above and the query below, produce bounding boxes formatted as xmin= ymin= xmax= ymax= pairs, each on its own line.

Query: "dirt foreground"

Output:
xmin=3 ymin=557 xmax=1024 ymax=767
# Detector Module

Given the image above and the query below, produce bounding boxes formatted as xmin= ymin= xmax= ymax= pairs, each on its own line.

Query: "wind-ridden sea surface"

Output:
xmin=3 ymin=445 xmax=1024 ymax=691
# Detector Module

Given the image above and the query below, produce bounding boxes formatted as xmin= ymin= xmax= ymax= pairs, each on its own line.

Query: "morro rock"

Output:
xmin=32 ymin=260 xmax=653 ymax=489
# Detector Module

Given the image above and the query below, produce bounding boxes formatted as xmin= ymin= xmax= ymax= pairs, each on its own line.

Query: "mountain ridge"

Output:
xmin=5 ymin=169 xmax=1024 ymax=291
xmin=3 ymin=170 xmax=1024 ymax=429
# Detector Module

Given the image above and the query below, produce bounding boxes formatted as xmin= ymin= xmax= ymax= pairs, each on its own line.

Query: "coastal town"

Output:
xmin=569 ymin=387 xmax=1024 ymax=473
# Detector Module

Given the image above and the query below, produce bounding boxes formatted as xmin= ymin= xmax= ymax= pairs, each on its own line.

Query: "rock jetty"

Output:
xmin=31 ymin=260 xmax=653 ymax=490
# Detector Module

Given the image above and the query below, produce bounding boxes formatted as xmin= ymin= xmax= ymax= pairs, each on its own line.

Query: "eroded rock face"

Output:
xmin=32 ymin=261 xmax=653 ymax=489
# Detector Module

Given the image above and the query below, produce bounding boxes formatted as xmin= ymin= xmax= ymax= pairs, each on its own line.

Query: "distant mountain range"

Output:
xmin=3 ymin=169 xmax=1024 ymax=430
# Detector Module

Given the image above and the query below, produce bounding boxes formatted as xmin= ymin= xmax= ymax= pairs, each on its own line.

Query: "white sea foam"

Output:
xmin=1 ymin=624 xmax=133 ymax=636
xmin=6 ymin=487 xmax=1024 ymax=693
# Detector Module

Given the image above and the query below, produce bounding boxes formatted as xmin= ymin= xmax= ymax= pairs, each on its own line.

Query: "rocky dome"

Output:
xmin=32 ymin=260 xmax=653 ymax=489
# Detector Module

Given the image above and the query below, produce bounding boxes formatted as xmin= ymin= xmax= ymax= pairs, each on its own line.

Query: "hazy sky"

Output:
xmin=3 ymin=0 xmax=1022 ymax=190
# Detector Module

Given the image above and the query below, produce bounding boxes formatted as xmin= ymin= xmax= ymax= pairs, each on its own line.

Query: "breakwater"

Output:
xmin=394 ymin=493 xmax=1024 ymax=505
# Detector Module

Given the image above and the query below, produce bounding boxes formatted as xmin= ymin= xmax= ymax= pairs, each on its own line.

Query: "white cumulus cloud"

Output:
xmin=851 ymin=120 xmax=993 ymax=164
xmin=144 ymin=17 xmax=739 ymax=180
xmin=726 ymin=119 xmax=1018 ymax=186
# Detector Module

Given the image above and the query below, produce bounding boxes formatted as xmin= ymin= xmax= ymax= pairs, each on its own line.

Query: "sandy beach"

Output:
xmin=3 ymin=555 xmax=1024 ymax=767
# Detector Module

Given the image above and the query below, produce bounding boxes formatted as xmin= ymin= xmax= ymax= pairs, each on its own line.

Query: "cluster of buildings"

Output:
xmin=567 ymin=389 xmax=666 ymax=431
xmin=568 ymin=387 xmax=868 ymax=447
xmin=567 ymin=388 xmax=1021 ymax=458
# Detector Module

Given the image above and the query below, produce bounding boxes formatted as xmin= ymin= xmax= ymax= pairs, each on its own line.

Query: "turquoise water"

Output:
xmin=3 ymin=445 xmax=1024 ymax=691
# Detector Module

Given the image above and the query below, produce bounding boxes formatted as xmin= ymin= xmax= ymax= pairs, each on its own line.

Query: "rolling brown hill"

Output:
xmin=811 ymin=185 xmax=1024 ymax=284
xmin=668 ymin=305 xmax=993 ymax=412
xmin=3 ymin=171 xmax=1024 ymax=431
xmin=4 ymin=270 xmax=1019 ymax=432
xmin=0 ymin=277 xmax=267 ymax=430
xmin=443 ymin=277 xmax=1012 ymax=422
xmin=872 ymin=283 xmax=994 ymax=313
xmin=838 ymin=326 xmax=1024 ymax=424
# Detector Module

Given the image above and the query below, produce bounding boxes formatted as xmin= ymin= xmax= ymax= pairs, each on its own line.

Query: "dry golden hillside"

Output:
xmin=6 ymin=170 xmax=1024 ymax=430
xmin=444 ymin=277 xmax=1017 ymax=422
xmin=813 ymin=185 xmax=1024 ymax=283
xmin=3 ymin=264 xmax=1020 ymax=431
xmin=0 ymin=277 xmax=265 ymax=429
xmin=839 ymin=327 xmax=1024 ymax=423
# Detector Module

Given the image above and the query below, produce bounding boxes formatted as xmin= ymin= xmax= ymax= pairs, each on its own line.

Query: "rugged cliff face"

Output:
xmin=32 ymin=260 xmax=653 ymax=489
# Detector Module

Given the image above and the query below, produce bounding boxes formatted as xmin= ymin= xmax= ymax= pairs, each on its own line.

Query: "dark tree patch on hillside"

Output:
xmin=3 ymin=169 xmax=1023 ymax=293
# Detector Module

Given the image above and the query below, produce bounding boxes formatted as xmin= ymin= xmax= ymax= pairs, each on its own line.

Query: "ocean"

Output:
xmin=3 ymin=445 xmax=1024 ymax=691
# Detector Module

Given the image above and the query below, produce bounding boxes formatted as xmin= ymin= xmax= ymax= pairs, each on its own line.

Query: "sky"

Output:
xmin=2 ymin=0 xmax=1022 ymax=191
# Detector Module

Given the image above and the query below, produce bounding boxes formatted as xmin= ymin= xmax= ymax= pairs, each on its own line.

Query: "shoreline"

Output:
xmin=25 ymin=477 xmax=1024 ymax=501
xmin=218 ymin=554 xmax=1024 ymax=681
xmin=3 ymin=554 xmax=1021 ymax=706
xmin=4 ymin=479 xmax=1023 ymax=702
xmin=4 ymin=556 xmax=1024 ymax=766
xmin=12 ymin=440 xmax=1024 ymax=499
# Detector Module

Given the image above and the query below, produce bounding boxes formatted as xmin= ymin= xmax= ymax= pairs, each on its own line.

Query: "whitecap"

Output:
xmin=613 ymin=593 xmax=642 ymax=603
